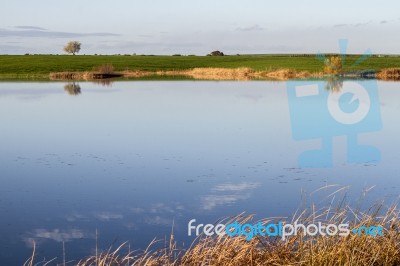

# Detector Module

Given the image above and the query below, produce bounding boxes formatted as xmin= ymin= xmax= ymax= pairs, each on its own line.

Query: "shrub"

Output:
xmin=94 ymin=64 xmax=115 ymax=74
xmin=324 ymin=56 xmax=342 ymax=74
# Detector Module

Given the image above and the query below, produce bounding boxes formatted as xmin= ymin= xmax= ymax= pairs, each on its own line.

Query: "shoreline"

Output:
xmin=48 ymin=67 xmax=319 ymax=81
xmin=1 ymin=54 xmax=400 ymax=81
xmin=47 ymin=67 xmax=400 ymax=81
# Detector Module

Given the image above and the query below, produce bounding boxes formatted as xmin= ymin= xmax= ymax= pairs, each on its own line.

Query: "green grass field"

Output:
xmin=1 ymin=54 xmax=400 ymax=79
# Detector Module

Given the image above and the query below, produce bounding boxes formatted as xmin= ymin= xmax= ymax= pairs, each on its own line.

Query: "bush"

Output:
xmin=324 ymin=56 xmax=342 ymax=74
xmin=94 ymin=64 xmax=115 ymax=74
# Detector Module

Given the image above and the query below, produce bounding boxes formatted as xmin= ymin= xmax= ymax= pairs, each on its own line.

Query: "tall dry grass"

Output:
xmin=159 ymin=68 xmax=316 ymax=80
xmin=25 ymin=199 xmax=400 ymax=266
xmin=50 ymin=64 xmax=122 ymax=80
xmin=49 ymin=67 xmax=319 ymax=81
xmin=376 ymin=68 xmax=400 ymax=81
xmin=93 ymin=64 xmax=115 ymax=74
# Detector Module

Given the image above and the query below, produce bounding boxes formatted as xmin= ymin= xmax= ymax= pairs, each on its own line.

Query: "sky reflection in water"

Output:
xmin=0 ymin=80 xmax=399 ymax=264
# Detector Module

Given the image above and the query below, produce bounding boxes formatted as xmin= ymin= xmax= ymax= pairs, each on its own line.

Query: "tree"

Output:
xmin=207 ymin=50 xmax=224 ymax=56
xmin=63 ymin=41 xmax=81 ymax=55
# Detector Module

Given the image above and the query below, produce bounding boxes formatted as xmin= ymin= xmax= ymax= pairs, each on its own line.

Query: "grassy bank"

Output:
xmin=1 ymin=54 xmax=400 ymax=80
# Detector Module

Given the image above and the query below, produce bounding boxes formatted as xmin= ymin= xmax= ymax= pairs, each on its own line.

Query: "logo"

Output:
xmin=286 ymin=40 xmax=382 ymax=168
xmin=188 ymin=219 xmax=384 ymax=241
xmin=351 ymin=225 xmax=384 ymax=236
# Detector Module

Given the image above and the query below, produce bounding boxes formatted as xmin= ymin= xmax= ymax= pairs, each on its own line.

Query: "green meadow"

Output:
xmin=1 ymin=54 xmax=400 ymax=79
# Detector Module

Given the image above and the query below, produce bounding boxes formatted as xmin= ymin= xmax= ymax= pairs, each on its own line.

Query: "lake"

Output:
xmin=0 ymin=79 xmax=399 ymax=265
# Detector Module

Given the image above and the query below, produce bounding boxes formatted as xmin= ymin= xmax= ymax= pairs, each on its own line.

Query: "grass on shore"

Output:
xmin=2 ymin=54 xmax=400 ymax=79
xmin=376 ymin=68 xmax=400 ymax=81
xmin=49 ymin=67 xmax=319 ymax=81
xmin=25 ymin=199 xmax=400 ymax=266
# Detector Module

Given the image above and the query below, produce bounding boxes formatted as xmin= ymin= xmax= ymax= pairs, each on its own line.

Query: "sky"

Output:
xmin=1 ymin=0 xmax=400 ymax=55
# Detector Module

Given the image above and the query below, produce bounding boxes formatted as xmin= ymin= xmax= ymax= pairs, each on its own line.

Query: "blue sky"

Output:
xmin=1 ymin=0 xmax=400 ymax=55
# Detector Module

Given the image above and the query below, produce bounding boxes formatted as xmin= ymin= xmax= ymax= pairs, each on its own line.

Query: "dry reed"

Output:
xmin=49 ymin=67 xmax=320 ymax=81
xmin=376 ymin=68 xmax=400 ymax=81
xmin=25 ymin=200 xmax=400 ymax=266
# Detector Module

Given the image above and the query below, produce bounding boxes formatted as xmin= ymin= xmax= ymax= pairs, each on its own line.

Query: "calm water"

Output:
xmin=0 ymin=80 xmax=399 ymax=264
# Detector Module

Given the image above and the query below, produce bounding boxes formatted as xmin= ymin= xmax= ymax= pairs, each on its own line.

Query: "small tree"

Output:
xmin=63 ymin=41 xmax=81 ymax=55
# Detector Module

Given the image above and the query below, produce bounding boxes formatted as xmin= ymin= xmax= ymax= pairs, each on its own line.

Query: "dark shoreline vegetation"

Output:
xmin=1 ymin=54 xmax=400 ymax=81
xmin=25 ymin=200 xmax=400 ymax=266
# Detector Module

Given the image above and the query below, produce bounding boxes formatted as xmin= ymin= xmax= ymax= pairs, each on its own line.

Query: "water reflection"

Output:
xmin=0 ymin=80 xmax=399 ymax=265
xmin=63 ymin=80 xmax=114 ymax=95
xmin=64 ymin=82 xmax=81 ymax=95
xmin=92 ymin=79 xmax=114 ymax=87
xmin=324 ymin=76 xmax=343 ymax=92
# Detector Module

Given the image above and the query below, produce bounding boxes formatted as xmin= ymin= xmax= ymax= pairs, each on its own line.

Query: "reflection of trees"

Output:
xmin=64 ymin=83 xmax=81 ymax=95
xmin=325 ymin=77 xmax=343 ymax=93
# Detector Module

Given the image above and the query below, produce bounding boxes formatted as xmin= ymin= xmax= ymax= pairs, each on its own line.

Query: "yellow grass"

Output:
xmin=162 ymin=67 xmax=318 ymax=80
xmin=49 ymin=67 xmax=320 ymax=81
xmin=376 ymin=68 xmax=400 ymax=81
xmin=25 ymin=202 xmax=400 ymax=266
xmin=324 ymin=56 xmax=343 ymax=75
xmin=165 ymin=67 xmax=256 ymax=80
xmin=49 ymin=72 xmax=123 ymax=80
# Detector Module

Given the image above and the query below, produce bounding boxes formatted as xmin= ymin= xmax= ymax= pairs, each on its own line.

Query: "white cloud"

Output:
xmin=235 ymin=24 xmax=265 ymax=32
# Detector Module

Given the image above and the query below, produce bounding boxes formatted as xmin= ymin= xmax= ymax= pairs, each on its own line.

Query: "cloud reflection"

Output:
xmin=212 ymin=182 xmax=260 ymax=192
xmin=23 ymin=228 xmax=88 ymax=247
xmin=202 ymin=182 xmax=260 ymax=210
xmin=95 ymin=212 xmax=124 ymax=221
xmin=202 ymin=194 xmax=250 ymax=210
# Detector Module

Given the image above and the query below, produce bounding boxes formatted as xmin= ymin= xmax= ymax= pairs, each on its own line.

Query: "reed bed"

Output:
xmin=24 ymin=200 xmax=400 ymax=266
xmin=50 ymin=67 xmax=318 ymax=81
xmin=122 ymin=67 xmax=318 ymax=81
xmin=376 ymin=68 xmax=400 ymax=81
xmin=49 ymin=72 xmax=123 ymax=80
xmin=50 ymin=66 xmax=400 ymax=81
